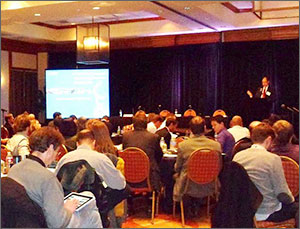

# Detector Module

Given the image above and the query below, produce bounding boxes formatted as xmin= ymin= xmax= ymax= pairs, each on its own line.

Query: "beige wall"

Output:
xmin=12 ymin=52 xmax=37 ymax=69
xmin=37 ymin=52 xmax=48 ymax=123
xmin=1 ymin=50 xmax=9 ymax=117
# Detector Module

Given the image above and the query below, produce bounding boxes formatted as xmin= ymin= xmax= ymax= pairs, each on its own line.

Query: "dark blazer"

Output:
xmin=156 ymin=127 xmax=171 ymax=149
xmin=122 ymin=129 xmax=163 ymax=191
xmin=254 ymin=85 xmax=275 ymax=102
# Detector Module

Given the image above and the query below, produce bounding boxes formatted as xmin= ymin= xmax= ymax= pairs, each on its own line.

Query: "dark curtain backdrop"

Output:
xmin=48 ymin=39 xmax=298 ymax=121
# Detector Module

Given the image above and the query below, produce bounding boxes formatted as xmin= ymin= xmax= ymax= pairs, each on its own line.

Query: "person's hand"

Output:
xmin=64 ymin=198 xmax=79 ymax=213
xmin=247 ymin=90 xmax=253 ymax=98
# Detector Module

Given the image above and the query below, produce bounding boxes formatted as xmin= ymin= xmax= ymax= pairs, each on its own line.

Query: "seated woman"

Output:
xmin=270 ymin=120 xmax=299 ymax=164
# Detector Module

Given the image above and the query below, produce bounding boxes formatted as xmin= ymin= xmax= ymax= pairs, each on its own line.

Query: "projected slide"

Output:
xmin=46 ymin=69 xmax=109 ymax=119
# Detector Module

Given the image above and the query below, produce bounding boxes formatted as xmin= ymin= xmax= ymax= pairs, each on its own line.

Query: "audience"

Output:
xmin=211 ymin=115 xmax=235 ymax=160
xmin=6 ymin=113 xmax=31 ymax=160
xmin=122 ymin=112 xmax=163 ymax=192
xmin=4 ymin=113 xmax=15 ymax=138
xmin=155 ymin=116 xmax=178 ymax=149
xmin=270 ymin=120 xmax=299 ymax=164
xmin=101 ymin=116 xmax=113 ymax=136
xmin=228 ymin=115 xmax=250 ymax=142
xmin=8 ymin=127 xmax=102 ymax=228
xmin=147 ymin=114 xmax=163 ymax=134
xmin=233 ymin=123 xmax=298 ymax=226
xmin=173 ymin=116 xmax=222 ymax=215
xmin=55 ymin=129 xmax=129 ymax=227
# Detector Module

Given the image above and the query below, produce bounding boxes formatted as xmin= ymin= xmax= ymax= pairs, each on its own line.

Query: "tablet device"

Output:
xmin=64 ymin=192 xmax=95 ymax=211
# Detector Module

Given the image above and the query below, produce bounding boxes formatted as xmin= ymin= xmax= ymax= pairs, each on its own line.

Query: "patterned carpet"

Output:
xmin=122 ymin=206 xmax=211 ymax=228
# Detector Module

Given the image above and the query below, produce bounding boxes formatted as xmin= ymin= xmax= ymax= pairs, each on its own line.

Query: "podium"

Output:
xmin=244 ymin=98 xmax=272 ymax=122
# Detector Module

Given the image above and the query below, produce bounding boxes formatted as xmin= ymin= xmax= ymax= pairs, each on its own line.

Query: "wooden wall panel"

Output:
xmin=175 ymin=32 xmax=220 ymax=45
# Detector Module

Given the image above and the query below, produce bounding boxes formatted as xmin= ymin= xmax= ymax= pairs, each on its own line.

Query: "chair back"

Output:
xmin=55 ymin=144 xmax=68 ymax=162
xmin=280 ymin=156 xmax=299 ymax=197
xmin=187 ymin=149 xmax=221 ymax=184
xmin=232 ymin=138 xmax=252 ymax=158
xmin=1 ymin=126 xmax=9 ymax=139
xmin=183 ymin=109 xmax=196 ymax=117
xmin=119 ymin=147 xmax=150 ymax=184
xmin=1 ymin=145 xmax=8 ymax=161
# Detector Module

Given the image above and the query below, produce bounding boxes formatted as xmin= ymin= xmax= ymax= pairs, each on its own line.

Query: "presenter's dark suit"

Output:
xmin=122 ymin=129 xmax=163 ymax=191
xmin=254 ymin=86 xmax=275 ymax=102
xmin=156 ymin=127 xmax=171 ymax=149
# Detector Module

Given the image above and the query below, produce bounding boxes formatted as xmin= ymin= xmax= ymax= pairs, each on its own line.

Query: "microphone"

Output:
xmin=188 ymin=105 xmax=192 ymax=109
xmin=1 ymin=108 xmax=7 ymax=112
xmin=137 ymin=105 xmax=142 ymax=110
xmin=157 ymin=104 xmax=162 ymax=112
xmin=281 ymin=104 xmax=295 ymax=113
xmin=292 ymin=107 xmax=299 ymax=113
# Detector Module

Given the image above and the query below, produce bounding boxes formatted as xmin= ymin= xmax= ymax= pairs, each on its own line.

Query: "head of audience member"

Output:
xmin=272 ymin=120 xmax=294 ymax=147
xmin=160 ymin=110 xmax=170 ymax=119
xmin=262 ymin=76 xmax=270 ymax=87
xmin=268 ymin=113 xmax=281 ymax=126
xmin=211 ymin=115 xmax=226 ymax=134
xmin=28 ymin=113 xmax=36 ymax=121
xmin=58 ymin=118 xmax=77 ymax=138
xmin=189 ymin=116 xmax=205 ymax=136
xmin=29 ymin=119 xmax=41 ymax=136
xmin=77 ymin=117 xmax=88 ymax=132
xmin=13 ymin=113 xmax=31 ymax=136
xmin=101 ymin=115 xmax=110 ymax=122
xmin=152 ymin=115 xmax=164 ymax=129
xmin=76 ymin=129 xmax=96 ymax=148
xmin=132 ymin=113 xmax=147 ymax=130
xmin=69 ymin=115 xmax=78 ymax=124
xmin=250 ymin=123 xmax=275 ymax=150
xmin=166 ymin=117 xmax=178 ymax=132
xmin=53 ymin=112 xmax=62 ymax=120
xmin=86 ymin=119 xmax=117 ymax=155
xmin=147 ymin=113 xmax=156 ymax=123
xmin=29 ymin=126 xmax=64 ymax=166
xmin=230 ymin=115 xmax=244 ymax=128
xmin=249 ymin=121 xmax=261 ymax=133
xmin=5 ymin=113 xmax=14 ymax=125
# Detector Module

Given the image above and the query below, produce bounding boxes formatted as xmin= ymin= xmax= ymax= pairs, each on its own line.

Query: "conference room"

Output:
xmin=1 ymin=1 xmax=299 ymax=228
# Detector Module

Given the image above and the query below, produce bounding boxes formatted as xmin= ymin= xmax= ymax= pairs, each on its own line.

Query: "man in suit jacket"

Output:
xmin=247 ymin=76 xmax=275 ymax=102
xmin=155 ymin=117 xmax=178 ymax=149
xmin=122 ymin=113 xmax=163 ymax=191
xmin=173 ymin=116 xmax=222 ymax=202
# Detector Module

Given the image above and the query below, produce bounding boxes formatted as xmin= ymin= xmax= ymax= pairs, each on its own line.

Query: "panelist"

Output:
xmin=247 ymin=76 xmax=275 ymax=102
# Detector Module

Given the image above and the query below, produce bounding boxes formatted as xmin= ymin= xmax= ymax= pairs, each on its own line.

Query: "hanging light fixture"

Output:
xmin=76 ymin=17 xmax=110 ymax=65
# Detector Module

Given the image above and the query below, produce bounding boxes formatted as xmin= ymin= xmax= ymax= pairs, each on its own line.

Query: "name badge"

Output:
xmin=266 ymin=91 xmax=271 ymax=96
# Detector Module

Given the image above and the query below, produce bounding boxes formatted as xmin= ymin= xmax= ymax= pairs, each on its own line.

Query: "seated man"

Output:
xmin=155 ymin=116 xmax=178 ymax=149
xmin=228 ymin=115 xmax=250 ymax=143
xmin=211 ymin=115 xmax=235 ymax=160
xmin=270 ymin=120 xmax=299 ymax=164
xmin=173 ymin=116 xmax=222 ymax=203
xmin=55 ymin=129 xmax=129 ymax=227
xmin=4 ymin=113 xmax=14 ymax=138
xmin=233 ymin=123 xmax=298 ymax=226
xmin=122 ymin=112 xmax=163 ymax=192
xmin=7 ymin=127 xmax=102 ymax=228
xmin=147 ymin=114 xmax=163 ymax=134
xmin=6 ymin=113 xmax=31 ymax=160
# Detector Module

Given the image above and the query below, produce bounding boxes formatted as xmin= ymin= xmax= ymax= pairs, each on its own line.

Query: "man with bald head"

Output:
xmin=228 ymin=115 xmax=250 ymax=142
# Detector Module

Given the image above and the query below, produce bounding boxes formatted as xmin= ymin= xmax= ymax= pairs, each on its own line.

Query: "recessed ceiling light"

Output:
xmin=93 ymin=6 xmax=100 ymax=10
xmin=71 ymin=23 xmax=76 ymax=25
xmin=184 ymin=6 xmax=191 ymax=10
xmin=34 ymin=13 xmax=41 ymax=16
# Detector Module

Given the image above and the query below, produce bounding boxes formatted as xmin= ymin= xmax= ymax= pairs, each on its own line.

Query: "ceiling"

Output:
xmin=1 ymin=1 xmax=299 ymax=43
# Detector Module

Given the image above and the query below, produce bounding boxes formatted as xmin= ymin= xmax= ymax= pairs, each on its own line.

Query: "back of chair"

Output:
xmin=55 ymin=144 xmax=68 ymax=162
xmin=183 ymin=109 xmax=196 ymax=117
xmin=232 ymin=138 xmax=252 ymax=158
xmin=187 ymin=149 xmax=221 ymax=184
xmin=119 ymin=147 xmax=150 ymax=184
xmin=280 ymin=156 xmax=299 ymax=197
xmin=1 ymin=145 xmax=8 ymax=161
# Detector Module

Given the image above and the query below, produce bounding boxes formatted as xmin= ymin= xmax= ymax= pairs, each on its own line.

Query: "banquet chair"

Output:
xmin=173 ymin=149 xmax=221 ymax=227
xmin=119 ymin=147 xmax=159 ymax=224
xmin=183 ymin=109 xmax=196 ymax=117
xmin=254 ymin=156 xmax=298 ymax=228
